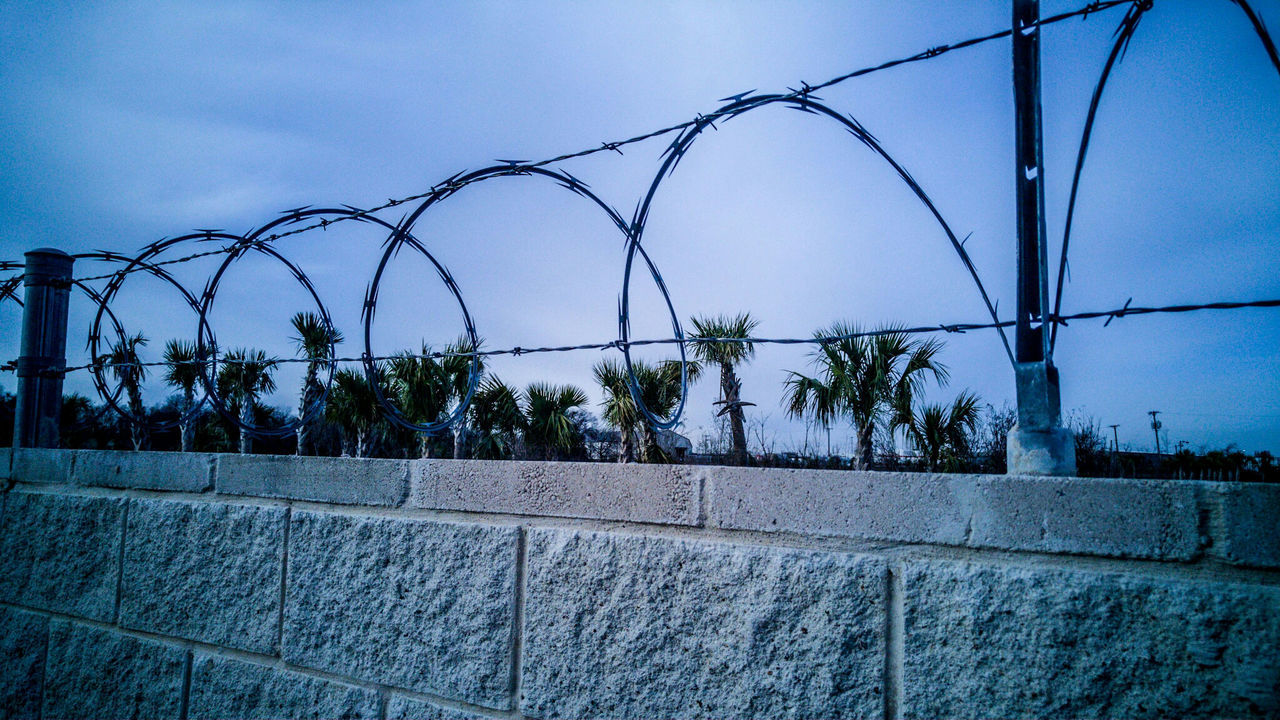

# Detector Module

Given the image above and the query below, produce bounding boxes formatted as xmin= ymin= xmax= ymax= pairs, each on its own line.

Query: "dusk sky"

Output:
xmin=1 ymin=0 xmax=1277 ymax=454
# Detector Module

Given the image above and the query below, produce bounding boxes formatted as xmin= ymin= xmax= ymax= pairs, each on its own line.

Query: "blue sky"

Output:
xmin=1 ymin=0 xmax=1277 ymax=453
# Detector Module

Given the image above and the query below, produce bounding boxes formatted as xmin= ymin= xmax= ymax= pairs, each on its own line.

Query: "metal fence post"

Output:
xmin=1009 ymin=0 xmax=1076 ymax=476
xmin=12 ymin=248 xmax=74 ymax=448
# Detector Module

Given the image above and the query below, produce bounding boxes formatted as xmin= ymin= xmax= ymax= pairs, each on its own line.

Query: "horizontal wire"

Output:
xmin=23 ymin=0 xmax=1132 ymax=286
xmin=9 ymin=295 xmax=1274 ymax=377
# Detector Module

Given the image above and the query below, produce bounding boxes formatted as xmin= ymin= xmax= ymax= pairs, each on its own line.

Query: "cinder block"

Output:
xmin=218 ymin=454 xmax=408 ymax=506
xmin=187 ymin=654 xmax=380 ymax=720
xmin=120 ymin=498 xmax=286 ymax=654
xmin=43 ymin=621 xmax=186 ymax=720
xmin=71 ymin=449 xmax=214 ymax=492
xmin=0 ymin=607 xmax=47 ymax=719
xmin=521 ymin=528 xmax=887 ymax=720
xmin=707 ymin=466 xmax=968 ymax=544
xmin=386 ymin=695 xmax=488 ymax=720
xmin=967 ymin=475 xmax=1201 ymax=560
xmin=0 ymin=492 xmax=123 ymax=620
xmin=901 ymin=558 xmax=1280 ymax=719
xmin=283 ymin=510 xmax=518 ymax=709
xmin=410 ymin=459 xmax=700 ymax=525
xmin=1209 ymin=483 xmax=1280 ymax=569
xmin=708 ymin=467 xmax=1202 ymax=561
xmin=9 ymin=448 xmax=73 ymax=484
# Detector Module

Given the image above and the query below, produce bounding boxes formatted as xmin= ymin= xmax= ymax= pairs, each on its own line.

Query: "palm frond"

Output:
xmin=162 ymin=339 xmax=202 ymax=392
xmin=291 ymin=311 xmax=343 ymax=360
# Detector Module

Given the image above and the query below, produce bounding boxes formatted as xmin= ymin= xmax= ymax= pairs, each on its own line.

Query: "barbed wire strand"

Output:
xmin=11 ymin=295 xmax=1275 ymax=377
xmin=0 ymin=0 xmax=1132 ymax=288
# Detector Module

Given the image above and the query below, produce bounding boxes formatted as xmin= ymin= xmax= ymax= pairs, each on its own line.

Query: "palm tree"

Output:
xmin=216 ymin=348 xmax=278 ymax=454
xmin=387 ymin=345 xmax=450 ymax=458
xmin=441 ymin=336 xmax=483 ymax=459
xmin=162 ymin=339 xmax=202 ymax=452
xmin=384 ymin=336 xmax=482 ymax=458
xmin=291 ymin=312 xmax=343 ymax=456
xmin=326 ymin=366 xmax=383 ymax=458
xmin=593 ymin=357 xmax=701 ymax=463
xmin=107 ymin=332 xmax=149 ymax=451
xmin=467 ymin=376 xmax=525 ymax=460
xmin=593 ymin=358 xmax=640 ymax=463
xmin=689 ymin=313 xmax=758 ymax=465
xmin=897 ymin=390 xmax=981 ymax=472
xmin=523 ymin=382 xmax=588 ymax=460
xmin=784 ymin=323 xmax=947 ymax=470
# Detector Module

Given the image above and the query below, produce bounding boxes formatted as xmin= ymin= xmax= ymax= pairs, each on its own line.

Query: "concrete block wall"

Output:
xmin=1 ymin=447 xmax=1278 ymax=719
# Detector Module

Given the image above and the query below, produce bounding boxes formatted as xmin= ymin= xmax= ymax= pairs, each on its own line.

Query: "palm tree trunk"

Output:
xmin=722 ymin=364 xmax=749 ymax=466
xmin=357 ymin=428 xmax=370 ymax=458
xmin=419 ymin=434 xmax=433 ymax=459
xmin=617 ymin=425 xmax=634 ymax=463
xmin=179 ymin=388 xmax=195 ymax=452
xmin=640 ymin=426 xmax=663 ymax=463
xmin=452 ymin=421 xmax=467 ymax=459
xmin=239 ymin=402 xmax=253 ymax=454
xmin=297 ymin=369 xmax=319 ymax=456
xmin=855 ymin=421 xmax=875 ymax=471
xmin=180 ymin=419 xmax=195 ymax=453
xmin=127 ymin=386 xmax=148 ymax=451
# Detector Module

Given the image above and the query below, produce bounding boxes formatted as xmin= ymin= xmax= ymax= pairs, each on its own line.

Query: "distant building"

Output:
xmin=656 ymin=428 xmax=693 ymax=462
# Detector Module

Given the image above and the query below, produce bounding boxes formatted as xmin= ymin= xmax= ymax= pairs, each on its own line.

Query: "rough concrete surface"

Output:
xmin=708 ymin=466 xmax=969 ymax=545
xmin=187 ymin=654 xmax=380 ymax=720
xmin=0 ymin=606 xmax=47 ymax=720
xmin=1006 ymin=424 xmax=1077 ymax=477
xmin=1209 ymin=483 xmax=1280 ymax=568
xmin=71 ymin=449 xmax=214 ymax=492
xmin=386 ymin=695 xmax=490 ymax=720
xmin=901 ymin=558 xmax=1280 ymax=719
xmin=42 ymin=621 xmax=186 ymax=720
xmin=8 ymin=448 xmax=72 ymax=485
xmin=411 ymin=459 xmax=700 ymax=525
xmin=709 ymin=466 xmax=1202 ymax=561
xmin=121 ymin=498 xmax=286 ymax=654
xmin=283 ymin=510 xmax=518 ymax=709
xmin=218 ymin=454 xmax=408 ymax=506
xmin=968 ymin=474 xmax=1200 ymax=560
xmin=0 ymin=492 xmax=122 ymax=621
xmin=0 ymin=448 xmax=11 ymax=479
xmin=521 ymin=528 xmax=887 ymax=720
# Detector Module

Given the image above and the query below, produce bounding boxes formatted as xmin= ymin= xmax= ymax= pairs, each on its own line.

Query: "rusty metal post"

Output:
xmin=13 ymin=248 xmax=74 ymax=448
xmin=1008 ymin=0 xmax=1076 ymax=475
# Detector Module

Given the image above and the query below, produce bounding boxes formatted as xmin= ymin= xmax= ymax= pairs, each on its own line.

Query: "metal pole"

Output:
xmin=12 ymin=248 xmax=74 ymax=448
xmin=1007 ymin=0 xmax=1076 ymax=475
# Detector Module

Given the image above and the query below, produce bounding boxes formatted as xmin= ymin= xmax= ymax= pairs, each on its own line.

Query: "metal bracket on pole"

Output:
xmin=1008 ymin=0 xmax=1076 ymax=476
xmin=13 ymin=248 xmax=74 ymax=448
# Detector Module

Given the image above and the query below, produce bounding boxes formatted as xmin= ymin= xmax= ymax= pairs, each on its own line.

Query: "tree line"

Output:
xmin=1 ymin=309 xmax=1273 ymax=481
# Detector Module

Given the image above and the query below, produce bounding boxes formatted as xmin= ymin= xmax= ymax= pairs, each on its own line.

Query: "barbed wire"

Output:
xmin=0 ymin=0 xmax=1133 ymax=287
xmin=7 ymin=0 xmax=1275 ymax=442
xmin=1050 ymin=0 xmax=1278 ymax=351
xmin=11 ymin=296 xmax=1275 ymax=377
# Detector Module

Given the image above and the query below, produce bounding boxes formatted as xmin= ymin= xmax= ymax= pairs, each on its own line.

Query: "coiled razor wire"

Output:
xmin=1050 ymin=0 xmax=1280 ymax=350
xmin=1 ymin=0 xmax=1278 ymax=439
xmin=4 ymin=0 xmax=1140 ymax=288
